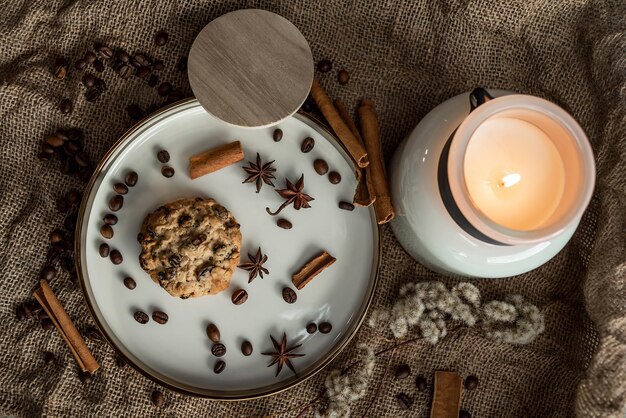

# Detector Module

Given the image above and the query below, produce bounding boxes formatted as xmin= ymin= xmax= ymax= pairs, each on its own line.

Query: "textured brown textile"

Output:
xmin=0 ymin=1 xmax=625 ymax=417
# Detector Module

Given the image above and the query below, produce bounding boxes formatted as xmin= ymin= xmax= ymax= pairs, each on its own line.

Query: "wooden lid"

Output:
xmin=188 ymin=10 xmax=314 ymax=128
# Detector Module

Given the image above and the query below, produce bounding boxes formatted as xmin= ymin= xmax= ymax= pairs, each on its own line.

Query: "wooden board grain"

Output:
xmin=188 ymin=9 xmax=314 ymax=128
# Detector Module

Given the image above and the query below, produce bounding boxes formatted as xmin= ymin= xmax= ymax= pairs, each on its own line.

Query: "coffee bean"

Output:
xmin=41 ymin=143 xmax=55 ymax=155
xmin=148 ymin=74 xmax=159 ymax=87
xmin=241 ymin=340 xmax=253 ymax=356
xmin=99 ymin=243 xmax=110 ymax=257
xmin=43 ymin=351 xmax=55 ymax=364
xmin=167 ymin=89 xmax=185 ymax=103
xmin=93 ymin=59 xmax=104 ymax=72
xmin=59 ymin=254 xmax=74 ymax=272
xmin=126 ymin=104 xmax=143 ymax=120
xmin=206 ymin=323 xmax=220 ymax=342
xmin=49 ymin=229 xmax=64 ymax=244
xmin=85 ymin=88 xmax=101 ymax=102
xmin=394 ymin=364 xmax=411 ymax=380
xmin=161 ymin=165 xmax=175 ymax=178
xmin=317 ymin=59 xmax=332 ymax=73
xmin=84 ymin=51 xmax=97 ymax=64
xmin=52 ymin=58 xmax=68 ymax=80
xmin=100 ymin=224 xmax=113 ymax=239
xmin=82 ymin=73 xmax=96 ymax=88
xmin=154 ymin=31 xmax=169 ymax=46
xmin=301 ymin=137 xmax=315 ymax=153
xmin=282 ymin=287 xmax=297 ymax=304
xmin=113 ymin=183 xmax=128 ymax=195
xmin=415 ymin=375 xmax=428 ymax=391
xmin=157 ymin=82 xmax=172 ymax=97
xmin=40 ymin=265 xmax=56 ymax=281
xmin=214 ymin=360 xmax=225 ymax=374
xmin=64 ymin=140 xmax=79 ymax=156
xmin=157 ymin=150 xmax=170 ymax=163
xmin=211 ymin=343 xmax=226 ymax=357
xmin=337 ymin=69 xmax=350 ymax=85
xmin=85 ymin=327 xmax=102 ymax=342
xmin=123 ymin=276 xmax=136 ymax=290
xmin=44 ymin=134 xmax=64 ymax=148
xmin=328 ymin=171 xmax=341 ymax=184
xmin=41 ymin=317 xmax=53 ymax=330
xmin=115 ymin=355 xmax=126 ymax=368
xmin=75 ymin=151 xmax=90 ymax=167
xmin=152 ymin=311 xmax=168 ymax=324
xmin=231 ymin=289 xmax=248 ymax=305
xmin=459 ymin=411 xmax=471 ymax=418
xmin=319 ymin=322 xmax=332 ymax=334
xmin=64 ymin=213 xmax=77 ymax=231
xmin=103 ymin=213 xmax=118 ymax=225
xmin=277 ymin=219 xmax=292 ymax=229
xmin=306 ymin=323 xmax=317 ymax=334
xmin=464 ymin=375 xmax=479 ymax=390
xmin=15 ymin=305 xmax=26 ymax=321
xmin=59 ymin=98 xmax=73 ymax=114
xmin=272 ymin=129 xmax=283 ymax=142
xmin=74 ymin=59 xmax=87 ymax=70
xmin=109 ymin=195 xmax=123 ymax=211
xmin=339 ymin=201 xmax=355 ymax=211
xmin=95 ymin=77 xmax=106 ymax=92
xmin=110 ymin=249 xmax=123 ymax=265
xmin=22 ymin=302 xmax=34 ymax=319
xmin=153 ymin=60 xmax=164 ymax=71
xmin=115 ymin=50 xmax=129 ymax=63
xmin=136 ymin=66 xmax=150 ymax=79
xmin=66 ymin=189 xmax=81 ymax=203
xmin=125 ymin=171 xmax=138 ymax=186
xmin=78 ymin=370 xmax=92 ymax=384
xmin=313 ymin=159 xmax=329 ymax=175
xmin=134 ymin=311 xmax=149 ymax=324
xmin=96 ymin=44 xmax=113 ymax=59
xmin=396 ymin=392 xmax=413 ymax=410
xmin=37 ymin=152 xmax=52 ymax=161
xmin=177 ymin=56 xmax=188 ymax=72
xmin=135 ymin=53 xmax=151 ymax=67
xmin=151 ymin=390 xmax=165 ymax=407
xmin=117 ymin=64 xmax=131 ymax=79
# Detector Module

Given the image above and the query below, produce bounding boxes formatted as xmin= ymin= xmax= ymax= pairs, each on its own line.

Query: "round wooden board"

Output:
xmin=188 ymin=9 xmax=314 ymax=128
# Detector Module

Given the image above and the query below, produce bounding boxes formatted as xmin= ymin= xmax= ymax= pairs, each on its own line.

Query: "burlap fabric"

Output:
xmin=1 ymin=0 xmax=624 ymax=417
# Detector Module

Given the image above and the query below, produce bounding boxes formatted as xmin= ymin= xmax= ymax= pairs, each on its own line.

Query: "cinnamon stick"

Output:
xmin=34 ymin=280 xmax=99 ymax=373
xmin=334 ymin=98 xmax=376 ymax=207
xmin=189 ymin=140 xmax=244 ymax=179
xmin=430 ymin=371 xmax=463 ymax=418
xmin=358 ymin=99 xmax=394 ymax=223
xmin=292 ymin=251 xmax=336 ymax=290
xmin=310 ymin=79 xmax=369 ymax=168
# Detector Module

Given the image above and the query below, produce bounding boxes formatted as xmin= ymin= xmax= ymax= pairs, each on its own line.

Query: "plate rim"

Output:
xmin=74 ymin=97 xmax=381 ymax=400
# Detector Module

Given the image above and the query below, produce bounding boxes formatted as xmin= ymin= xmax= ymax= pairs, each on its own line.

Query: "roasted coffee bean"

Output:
xmin=85 ymin=88 xmax=101 ymax=102
xmin=203 ymin=324 xmax=219 ymax=343
xmin=394 ymin=364 xmax=411 ymax=380
xmin=396 ymin=392 xmax=413 ymax=410
xmin=306 ymin=323 xmax=317 ymax=334
xmin=78 ymin=370 xmax=92 ymax=384
xmin=125 ymin=171 xmax=138 ymax=186
xmin=136 ymin=66 xmax=150 ymax=78
xmin=22 ymin=302 xmax=34 ymax=319
xmin=109 ymin=195 xmax=123 ymax=211
xmin=241 ymin=340 xmax=253 ymax=356
xmin=59 ymin=98 xmax=73 ymax=114
xmin=84 ymin=51 xmax=97 ymax=64
xmin=113 ymin=183 xmax=128 ymax=195
xmin=152 ymin=311 xmax=168 ymax=324
xmin=56 ymin=197 xmax=69 ymax=213
xmin=95 ymin=77 xmax=106 ymax=92
xmin=313 ymin=159 xmax=329 ymax=175
xmin=214 ymin=360 xmax=225 ymax=374
xmin=52 ymin=57 xmax=68 ymax=80
xmin=282 ymin=287 xmax=297 ymax=304
xmin=166 ymin=89 xmax=185 ymax=103
xmin=85 ymin=327 xmax=102 ymax=342
xmin=41 ymin=317 xmax=53 ymax=330
xmin=339 ymin=201 xmax=355 ymax=211
xmin=37 ymin=151 xmax=52 ymax=161
xmin=328 ymin=171 xmax=341 ymax=184
xmin=117 ymin=64 xmax=131 ymax=79
xmin=15 ymin=305 xmax=26 ymax=321
xmin=147 ymin=74 xmax=159 ymax=87
xmin=103 ymin=213 xmax=118 ymax=225
xmin=161 ymin=165 xmax=175 ymax=178
xmin=301 ymin=137 xmax=315 ymax=153
xmin=40 ymin=265 xmax=56 ymax=281
xmin=75 ymin=151 xmax=90 ymax=167
xmin=41 ymin=143 xmax=55 ymax=155
xmin=317 ymin=59 xmax=332 ymax=73
xmin=66 ymin=139 xmax=82 ymax=153
xmin=157 ymin=150 xmax=170 ymax=163
xmin=272 ymin=128 xmax=283 ymax=142
xmin=277 ymin=219 xmax=292 ymax=229
xmin=74 ymin=58 xmax=87 ymax=70
xmin=123 ymin=276 xmax=136 ymax=290
xmin=134 ymin=311 xmax=149 ymax=324
xmin=157 ymin=82 xmax=172 ymax=97
xmin=151 ymin=390 xmax=165 ymax=407
xmin=126 ymin=104 xmax=143 ymax=120
xmin=415 ymin=375 xmax=428 ymax=391
xmin=134 ymin=53 xmax=151 ymax=67
xmin=211 ymin=343 xmax=226 ymax=357
xmin=110 ymin=249 xmax=123 ymax=265
xmin=337 ymin=69 xmax=350 ymax=85
xmin=154 ymin=31 xmax=169 ymax=46
xmin=319 ymin=322 xmax=332 ymax=334
xmin=464 ymin=375 xmax=479 ymax=390
xmin=43 ymin=351 xmax=55 ymax=364
xmin=66 ymin=189 xmax=81 ymax=203
xmin=231 ymin=289 xmax=248 ymax=305
xmin=115 ymin=49 xmax=129 ymax=62
xmin=177 ymin=56 xmax=188 ymax=72
xmin=99 ymin=243 xmax=110 ymax=257
xmin=115 ymin=355 xmax=126 ymax=368
xmin=100 ymin=224 xmax=114 ymax=239
xmin=152 ymin=60 xmax=164 ymax=71
xmin=82 ymin=73 xmax=96 ymax=88
xmin=59 ymin=255 xmax=74 ymax=272
xmin=93 ymin=59 xmax=104 ymax=72
xmin=459 ymin=411 xmax=471 ymax=418
xmin=45 ymin=134 xmax=64 ymax=148
xmin=96 ymin=44 xmax=113 ymax=59
xmin=64 ymin=213 xmax=77 ymax=231
xmin=58 ymin=127 xmax=72 ymax=139
xmin=49 ymin=229 xmax=64 ymax=244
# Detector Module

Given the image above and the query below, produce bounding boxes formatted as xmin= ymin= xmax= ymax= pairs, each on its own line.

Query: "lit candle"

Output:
xmin=463 ymin=116 xmax=566 ymax=231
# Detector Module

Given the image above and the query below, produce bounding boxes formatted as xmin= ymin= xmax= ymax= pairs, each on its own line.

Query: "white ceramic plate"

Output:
xmin=77 ymin=99 xmax=379 ymax=399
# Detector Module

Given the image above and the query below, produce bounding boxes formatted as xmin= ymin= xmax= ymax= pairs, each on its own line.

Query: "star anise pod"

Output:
xmin=265 ymin=174 xmax=314 ymax=216
xmin=238 ymin=247 xmax=269 ymax=282
xmin=261 ymin=333 xmax=305 ymax=377
xmin=242 ymin=152 xmax=276 ymax=193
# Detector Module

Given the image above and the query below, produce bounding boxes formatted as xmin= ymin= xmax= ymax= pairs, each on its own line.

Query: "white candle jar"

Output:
xmin=389 ymin=89 xmax=595 ymax=278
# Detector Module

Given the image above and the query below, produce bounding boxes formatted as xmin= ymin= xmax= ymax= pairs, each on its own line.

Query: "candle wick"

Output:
xmin=498 ymin=173 xmax=521 ymax=188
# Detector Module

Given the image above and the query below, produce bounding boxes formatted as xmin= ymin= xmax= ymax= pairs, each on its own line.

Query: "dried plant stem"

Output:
xmin=293 ymin=392 xmax=326 ymax=418
xmin=360 ymin=352 xmax=393 ymax=418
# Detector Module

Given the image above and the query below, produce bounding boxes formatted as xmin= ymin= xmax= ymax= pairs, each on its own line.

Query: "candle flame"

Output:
xmin=498 ymin=173 xmax=521 ymax=188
